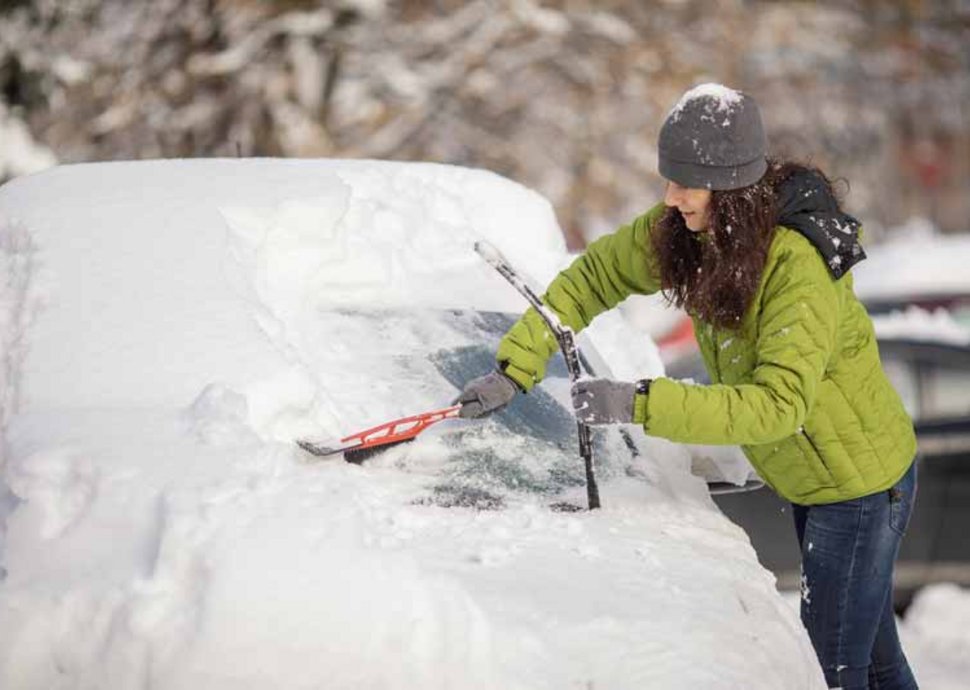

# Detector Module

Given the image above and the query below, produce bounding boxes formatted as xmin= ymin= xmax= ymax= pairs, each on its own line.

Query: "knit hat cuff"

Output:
xmin=659 ymin=153 xmax=768 ymax=191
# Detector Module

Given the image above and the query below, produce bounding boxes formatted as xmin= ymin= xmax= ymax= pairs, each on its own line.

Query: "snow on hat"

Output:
xmin=658 ymin=83 xmax=768 ymax=191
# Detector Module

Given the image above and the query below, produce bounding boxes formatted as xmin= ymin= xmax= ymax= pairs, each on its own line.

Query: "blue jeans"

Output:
xmin=792 ymin=461 xmax=918 ymax=689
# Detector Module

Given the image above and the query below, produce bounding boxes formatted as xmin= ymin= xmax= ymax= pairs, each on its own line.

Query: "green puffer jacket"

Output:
xmin=497 ymin=203 xmax=916 ymax=505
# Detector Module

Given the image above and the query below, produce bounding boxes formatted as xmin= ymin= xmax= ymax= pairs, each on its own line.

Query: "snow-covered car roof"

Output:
xmin=853 ymin=229 xmax=970 ymax=343
xmin=871 ymin=306 xmax=970 ymax=347
xmin=852 ymin=229 xmax=970 ymax=302
xmin=0 ymin=160 xmax=823 ymax=688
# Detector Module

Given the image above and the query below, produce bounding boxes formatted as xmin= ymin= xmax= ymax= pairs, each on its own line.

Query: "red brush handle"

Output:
xmin=340 ymin=405 xmax=463 ymax=451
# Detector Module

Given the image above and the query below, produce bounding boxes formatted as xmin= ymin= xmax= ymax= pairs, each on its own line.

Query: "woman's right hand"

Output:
xmin=456 ymin=369 xmax=520 ymax=418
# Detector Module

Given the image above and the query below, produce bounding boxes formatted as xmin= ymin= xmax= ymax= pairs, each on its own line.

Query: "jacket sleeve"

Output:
xmin=638 ymin=237 xmax=839 ymax=445
xmin=497 ymin=204 xmax=664 ymax=391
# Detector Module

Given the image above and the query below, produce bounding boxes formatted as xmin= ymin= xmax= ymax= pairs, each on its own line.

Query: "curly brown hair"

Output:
xmin=649 ymin=159 xmax=840 ymax=330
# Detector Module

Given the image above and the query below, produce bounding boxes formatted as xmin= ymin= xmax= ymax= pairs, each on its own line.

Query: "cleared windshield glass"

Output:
xmin=314 ymin=309 xmax=633 ymax=509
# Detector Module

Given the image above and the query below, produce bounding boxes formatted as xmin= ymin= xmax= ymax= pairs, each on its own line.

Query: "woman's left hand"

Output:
xmin=570 ymin=379 xmax=636 ymax=424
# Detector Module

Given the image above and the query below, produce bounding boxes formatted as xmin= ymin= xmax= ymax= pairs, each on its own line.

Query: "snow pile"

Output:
xmin=0 ymin=104 xmax=58 ymax=181
xmin=871 ymin=306 xmax=970 ymax=346
xmin=0 ymin=218 xmax=45 ymax=434
xmin=0 ymin=160 xmax=570 ymax=439
xmin=901 ymin=584 xmax=970 ymax=690
xmin=853 ymin=224 xmax=970 ymax=300
xmin=667 ymin=82 xmax=744 ymax=120
xmin=0 ymin=159 xmax=823 ymax=689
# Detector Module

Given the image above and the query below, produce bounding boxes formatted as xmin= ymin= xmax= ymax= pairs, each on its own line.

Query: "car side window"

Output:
xmin=882 ymin=357 xmax=921 ymax=419
xmin=920 ymin=363 xmax=970 ymax=419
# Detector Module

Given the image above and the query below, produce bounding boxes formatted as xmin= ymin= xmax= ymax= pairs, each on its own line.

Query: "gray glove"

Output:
xmin=457 ymin=369 xmax=520 ymax=419
xmin=571 ymin=378 xmax=636 ymax=425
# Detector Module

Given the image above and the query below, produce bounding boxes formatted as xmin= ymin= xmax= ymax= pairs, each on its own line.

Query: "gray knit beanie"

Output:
xmin=658 ymin=83 xmax=768 ymax=191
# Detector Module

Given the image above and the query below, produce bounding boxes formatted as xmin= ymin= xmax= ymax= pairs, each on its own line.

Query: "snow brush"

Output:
xmin=298 ymin=405 xmax=462 ymax=464
xmin=474 ymin=241 xmax=601 ymax=510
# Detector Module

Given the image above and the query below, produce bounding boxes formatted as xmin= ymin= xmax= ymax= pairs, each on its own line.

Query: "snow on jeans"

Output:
xmin=792 ymin=460 xmax=918 ymax=690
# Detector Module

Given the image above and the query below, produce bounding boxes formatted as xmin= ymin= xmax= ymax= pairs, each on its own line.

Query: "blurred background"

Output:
xmin=1 ymin=0 xmax=968 ymax=248
xmin=3 ymin=0 xmax=970 ymax=615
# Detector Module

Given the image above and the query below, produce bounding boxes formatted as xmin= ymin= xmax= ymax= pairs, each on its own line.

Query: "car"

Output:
xmin=0 ymin=159 xmax=824 ymax=689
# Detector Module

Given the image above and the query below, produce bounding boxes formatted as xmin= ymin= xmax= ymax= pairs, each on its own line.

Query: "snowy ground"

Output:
xmin=1 ymin=158 xmax=963 ymax=688
xmin=898 ymin=583 xmax=970 ymax=689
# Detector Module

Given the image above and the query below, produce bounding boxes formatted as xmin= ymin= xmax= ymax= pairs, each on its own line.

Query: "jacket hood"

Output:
xmin=775 ymin=169 xmax=866 ymax=279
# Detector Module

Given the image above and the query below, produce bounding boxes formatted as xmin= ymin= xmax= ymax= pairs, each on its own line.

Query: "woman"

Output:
xmin=457 ymin=84 xmax=919 ymax=690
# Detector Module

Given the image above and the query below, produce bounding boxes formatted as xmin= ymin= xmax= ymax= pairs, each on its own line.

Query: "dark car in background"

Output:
xmin=663 ymin=311 xmax=970 ymax=610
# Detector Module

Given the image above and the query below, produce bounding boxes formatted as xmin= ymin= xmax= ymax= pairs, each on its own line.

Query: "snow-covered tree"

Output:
xmin=1 ymin=0 xmax=968 ymax=242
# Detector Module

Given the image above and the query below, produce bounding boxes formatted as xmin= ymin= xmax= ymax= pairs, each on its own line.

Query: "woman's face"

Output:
xmin=664 ymin=181 xmax=712 ymax=232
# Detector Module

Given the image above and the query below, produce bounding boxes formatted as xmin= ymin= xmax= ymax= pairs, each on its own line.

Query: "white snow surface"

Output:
xmin=667 ymin=82 xmax=744 ymax=120
xmin=0 ymin=159 xmax=824 ymax=689
xmin=0 ymin=104 xmax=58 ymax=181
xmin=853 ymin=224 xmax=970 ymax=300
xmin=900 ymin=584 xmax=970 ymax=689
xmin=871 ymin=306 xmax=970 ymax=346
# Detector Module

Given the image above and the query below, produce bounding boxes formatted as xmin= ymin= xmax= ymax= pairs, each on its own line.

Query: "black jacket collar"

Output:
xmin=775 ymin=170 xmax=866 ymax=279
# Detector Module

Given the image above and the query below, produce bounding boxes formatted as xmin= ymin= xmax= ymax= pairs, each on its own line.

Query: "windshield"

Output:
xmin=313 ymin=309 xmax=634 ymax=509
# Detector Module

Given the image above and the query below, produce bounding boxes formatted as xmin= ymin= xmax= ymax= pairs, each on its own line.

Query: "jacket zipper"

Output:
xmin=801 ymin=428 xmax=823 ymax=460
xmin=801 ymin=428 xmax=838 ymax=485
